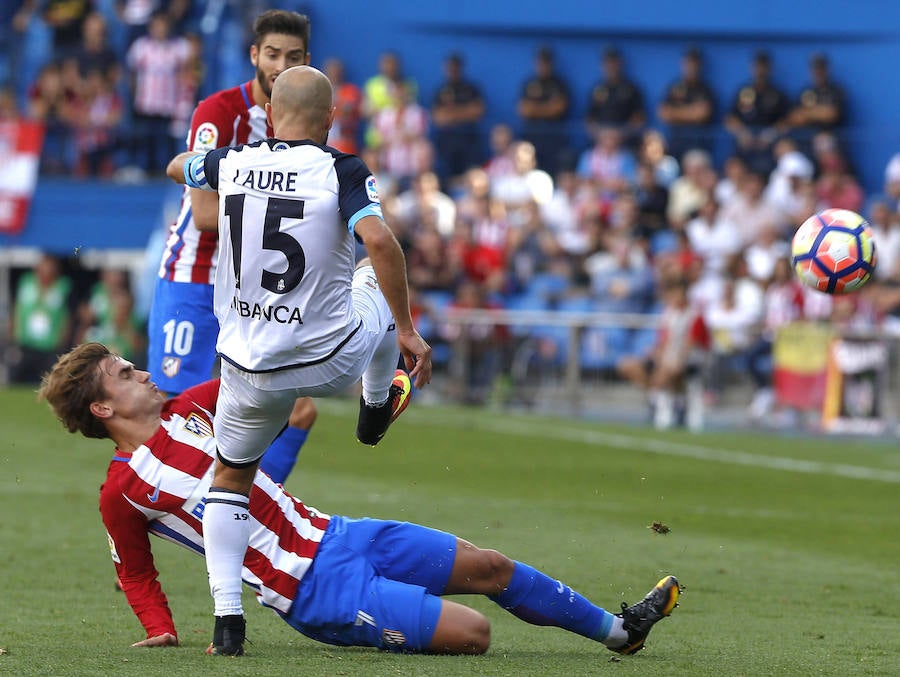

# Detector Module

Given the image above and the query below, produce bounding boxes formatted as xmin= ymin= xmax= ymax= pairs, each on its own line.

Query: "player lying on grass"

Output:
xmin=40 ymin=342 xmax=681 ymax=656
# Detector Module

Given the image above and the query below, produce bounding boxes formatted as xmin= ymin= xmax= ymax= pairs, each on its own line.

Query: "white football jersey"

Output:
xmin=195 ymin=139 xmax=383 ymax=372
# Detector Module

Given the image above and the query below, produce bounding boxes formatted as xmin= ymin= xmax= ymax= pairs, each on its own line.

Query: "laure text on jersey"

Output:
xmin=233 ymin=168 xmax=299 ymax=192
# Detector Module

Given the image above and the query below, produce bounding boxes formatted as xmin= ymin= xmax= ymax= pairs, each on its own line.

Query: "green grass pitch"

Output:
xmin=1 ymin=385 xmax=898 ymax=676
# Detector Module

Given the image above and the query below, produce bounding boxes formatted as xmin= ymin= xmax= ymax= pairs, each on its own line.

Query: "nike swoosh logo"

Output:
xmin=147 ymin=481 xmax=162 ymax=503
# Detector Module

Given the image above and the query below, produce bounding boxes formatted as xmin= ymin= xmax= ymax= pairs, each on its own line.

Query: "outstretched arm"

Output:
xmin=354 ymin=214 xmax=432 ymax=388
xmin=166 ymin=151 xmax=203 ymax=185
xmin=100 ymin=485 xmax=179 ymax=645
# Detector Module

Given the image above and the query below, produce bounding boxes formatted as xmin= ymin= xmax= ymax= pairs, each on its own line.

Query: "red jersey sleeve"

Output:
xmin=179 ymin=378 xmax=220 ymax=415
xmin=99 ymin=470 xmax=177 ymax=640
xmin=187 ymin=92 xmax=238 ymax=152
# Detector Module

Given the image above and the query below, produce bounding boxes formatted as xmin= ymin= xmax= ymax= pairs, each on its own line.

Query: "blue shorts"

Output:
xmin=279 ymin=516 xmax=457 ymax=651
xmin=147 ymin=278 xmax=218 ymax=394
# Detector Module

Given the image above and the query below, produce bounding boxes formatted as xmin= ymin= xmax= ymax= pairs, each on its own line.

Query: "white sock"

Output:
xmin=654 ymin=391 xmax=675 ymax=430
xmin=601 ymin=615 xmax=628 ymax=648
xmin=362 ymin=332 xmax=400 ymax=406
xmin=203 ymin=488 xmax=250 ymax=617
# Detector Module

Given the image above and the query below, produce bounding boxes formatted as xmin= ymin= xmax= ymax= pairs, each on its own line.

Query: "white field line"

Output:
xmin=418 ymin=412 xmax=900 ymax=484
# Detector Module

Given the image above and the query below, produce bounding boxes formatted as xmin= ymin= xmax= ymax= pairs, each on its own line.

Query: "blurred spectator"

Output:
xmin=484 ymin=122 xmax=516 ymax=181
xmin=39 ymin=0 xmax=96 ymax=61
xmin=541 ymin=170 xmax=593 ymax=256
xmin=745 ymin=256 xmax=806 ymax=420
xmin=585 ymin=46 xmax=646 ymax=150
xmin=616 ymin=277 xmax=710 ymax=430
xmin=784 ymin=53 xmax=846 ymax=154
xmin=455 ymin=166 xmax=492 ymax=223
xmin=116 ymin=0 xmax=191 ymax=49
xmin=657 ymin=46 xmax=716 ymax=160
xmin=884 ymin=152 xmax=900 ymax=211
xmin=457 ymin=194 xmax=511 ymax=292
xmin=714 ymin=154 xmax=748 ymax=206
xmin=491 ymin=140 xmax=554 ymax=227
xmin=584 ymin=232 xmax=654 ymax=313
xmin=830 ymin=286 xmax=879 ymax=334
xmin=719 ymin=169 xmax=781 ymax=246
xmin=125 ymin=11 xmax=193 ymax=173
xmin=868 ymin=198 xmax=900 ymax=280
xmin=407 ymin=221 xmax=462 ymax=292
xmin=575 ymin=125 xmax=637 ymax=201
xmin=744 ymin=222 xmax=791 ymax=284
xmin=666 ymin=148 xmax=714 ymax=229
xmin=441 ymin=279 xmax=506 ymax=405
xmin=764 ymin=138 xmax=815 ymax=230
xmin=814 ymin=145 xmax=863 ymax=213
xmin=73 ymin=11 xmax=119 ymax=82
xmin=638 ymin=128 xmax=679 ymax=188
xmin=168 ymin=31 xmax=203 ymax=150
xmin=723 ymin=51 xmax=789 ymax=174
xmin=324 ymin=57 xmax=362 ymax=154
xmin=516 ymin=46 xmax=571 ymax=175
xmin=431 ymin=52 xmax=485 ymax=185
xmin=392 ymin=171 xmax=457 ymax=239
xmin=506 ymin=200 xmax=565 ymax=291
xmin=72 ymin=67 xmax=123 ymax=176
xmin=704 ymin=271 xmax=764 ymax=402
xmin=685 ymin=194 xmax=742 ymax=305
xmin=363 ymin=50 xmax=417 ymax=148
xmin=10 ymin=253 xmax=73 ymax=384
xmin=656 ymin=228 xmax=705 ymax=294
xmin=27 ymin=62 xmax=78 ymax=173
xmin=633 ymin=162 xmax=670 ymax=234
xmin=372 ymin=80 xmax=432 ymax=189
xmin=75 ymin=269 xmax=142 ymax=362
xmin=359 ymin=146 xmax=398 ymax=201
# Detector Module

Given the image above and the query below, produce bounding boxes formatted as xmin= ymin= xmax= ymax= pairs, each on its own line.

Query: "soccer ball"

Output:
xmin=791 ymin=209 xmax=876 ymax=294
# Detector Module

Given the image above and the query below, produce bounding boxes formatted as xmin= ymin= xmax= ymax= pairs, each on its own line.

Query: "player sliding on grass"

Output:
xmin=41 ymin=342 xmax=681 ymax=657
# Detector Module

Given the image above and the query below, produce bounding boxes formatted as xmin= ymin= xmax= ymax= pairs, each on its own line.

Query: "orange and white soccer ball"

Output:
xmin=791 ymin=209 xmax=876 ymax=294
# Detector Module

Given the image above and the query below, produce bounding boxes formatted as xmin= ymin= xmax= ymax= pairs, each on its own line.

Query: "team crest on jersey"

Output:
xmin=193 ymin=122 xmax=219 ymax=151
xmin=107 ymin=532 xmax=121 ymax=563
xmin=183 ymin=413 xmax=213 ymax=438
xmin=382 ymin=629 xmax=407 ymax=647
xmin=162 ymin=356 xmax=181 ymax=378
xmin=272 ymin=141 xmax=290 ymax=151
xmin=365 ymin=175 xmax=379 ymax=202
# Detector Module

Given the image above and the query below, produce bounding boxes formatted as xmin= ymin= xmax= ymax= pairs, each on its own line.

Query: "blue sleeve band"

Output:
xmin=184 ymin=155 xmax=210 ymax=189
xmin=347 ymin=203 xmax=384 ymax=234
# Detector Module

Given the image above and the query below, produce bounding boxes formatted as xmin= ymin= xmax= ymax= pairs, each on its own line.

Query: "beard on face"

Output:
xmin=257 ymin=66 xmax=273 ymax=100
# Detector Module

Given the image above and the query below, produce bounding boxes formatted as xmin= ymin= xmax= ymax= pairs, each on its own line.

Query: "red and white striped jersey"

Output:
xmin=158 ymin=82 xmax=271 ymax=284
xmin=100 ymin=380 xmax=330 ymax=639
xmin=126 ymin=35 xmax=193 ymax=116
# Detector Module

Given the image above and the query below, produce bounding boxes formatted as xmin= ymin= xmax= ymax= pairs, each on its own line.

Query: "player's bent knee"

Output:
xmin=478 ymin=548 xmax=515 ymax=587
xmin=429 ymin=601 xmax=491 ymax=655
xmin=450 ymin=540 xmax=515 ymax=594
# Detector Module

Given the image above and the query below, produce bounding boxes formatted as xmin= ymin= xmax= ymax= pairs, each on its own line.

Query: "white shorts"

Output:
xmin=214 ymin=266 xmax=395 ymax=465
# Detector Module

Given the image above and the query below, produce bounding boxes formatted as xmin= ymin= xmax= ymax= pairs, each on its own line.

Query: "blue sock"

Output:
xmin=258 ymin=426 xmax=309 ymax=485
xmin=489 ymin=562 xmax=616 ymax=642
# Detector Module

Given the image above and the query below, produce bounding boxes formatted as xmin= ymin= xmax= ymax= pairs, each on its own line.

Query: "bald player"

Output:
xmin=167 ymin=65 xmax=432 ymax=655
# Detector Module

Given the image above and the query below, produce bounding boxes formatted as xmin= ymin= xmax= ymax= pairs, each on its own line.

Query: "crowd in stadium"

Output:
xmin=6 ymin=1 xmax=900 ymax=427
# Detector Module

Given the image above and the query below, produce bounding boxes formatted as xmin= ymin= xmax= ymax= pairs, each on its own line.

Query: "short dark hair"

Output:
xmin=253 ymin=10 xmax=310 ymax=51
